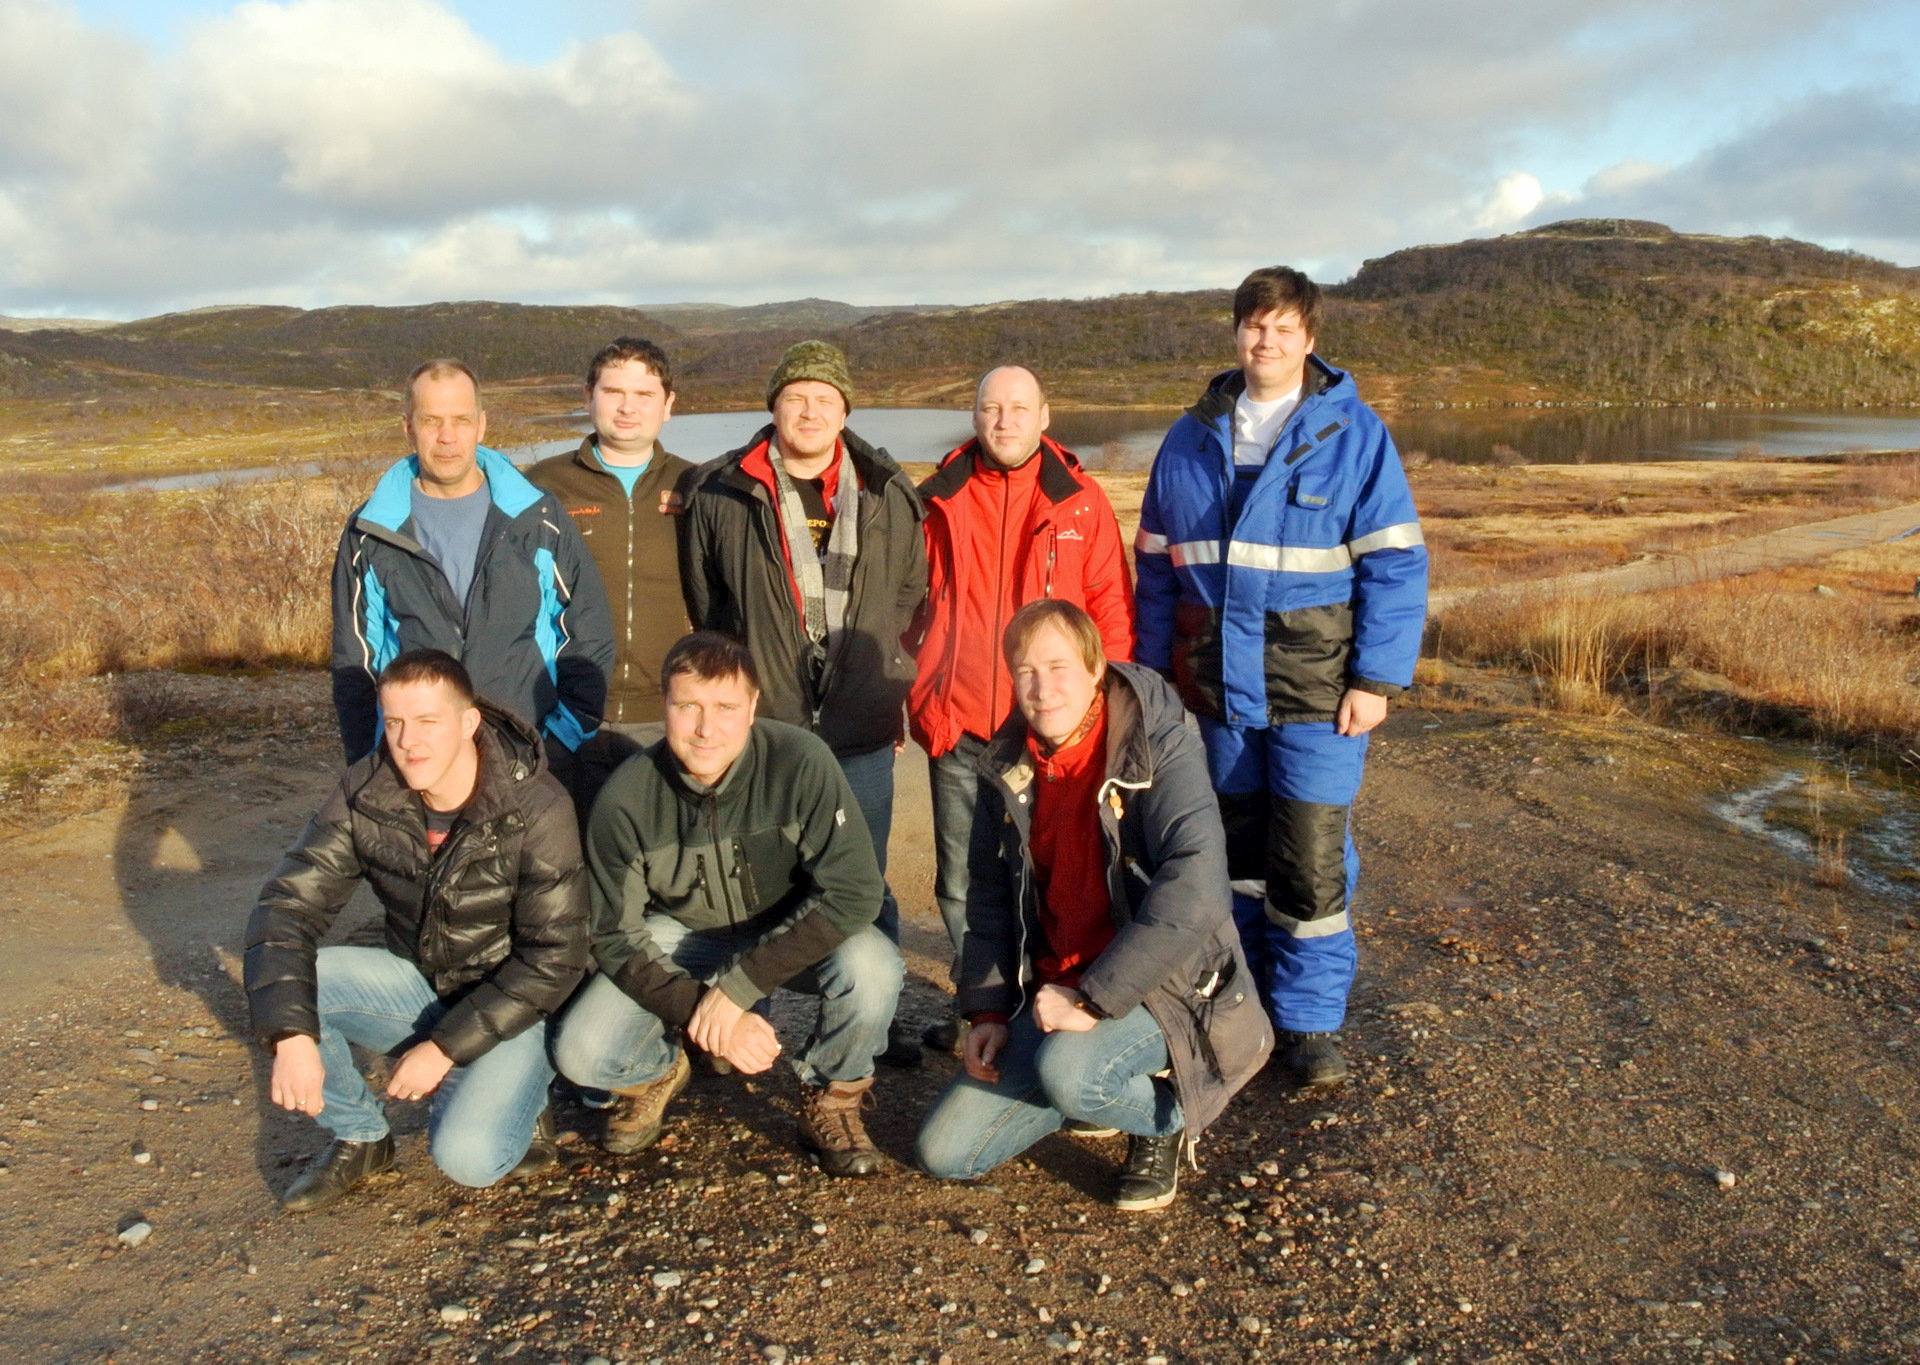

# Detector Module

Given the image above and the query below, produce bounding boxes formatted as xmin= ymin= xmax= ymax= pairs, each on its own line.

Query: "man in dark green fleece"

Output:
xmin=551 ymin=631 xmax=903 ymax=1176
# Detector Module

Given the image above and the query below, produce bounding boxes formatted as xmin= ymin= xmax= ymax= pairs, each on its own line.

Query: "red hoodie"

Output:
xmin=907 ymin=438 xmax=1135 ymax=757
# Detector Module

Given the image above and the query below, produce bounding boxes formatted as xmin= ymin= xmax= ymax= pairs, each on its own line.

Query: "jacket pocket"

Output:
xmin=1263 ymin=602 xmax=1353 ymax=717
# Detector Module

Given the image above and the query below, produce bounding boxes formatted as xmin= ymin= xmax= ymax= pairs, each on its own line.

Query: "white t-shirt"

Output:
xmin=1233 ymin=386 xmax=1302 ymax=468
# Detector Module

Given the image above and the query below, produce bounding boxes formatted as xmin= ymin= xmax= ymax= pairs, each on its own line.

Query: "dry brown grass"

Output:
xmin=1431 ymin=572 xmax=1920 ymax=749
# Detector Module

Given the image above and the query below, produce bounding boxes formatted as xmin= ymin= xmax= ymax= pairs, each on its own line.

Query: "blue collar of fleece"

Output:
xmin=360 ymin=446 xmax=542 ymax=531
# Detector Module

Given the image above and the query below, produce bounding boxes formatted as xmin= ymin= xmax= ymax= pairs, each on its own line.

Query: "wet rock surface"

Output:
xmin=0 ymin=675 xmax=1917 ymax=1361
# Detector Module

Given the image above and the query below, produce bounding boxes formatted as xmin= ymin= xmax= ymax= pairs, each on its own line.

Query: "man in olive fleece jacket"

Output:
xmin=551 ymin=632 xmax=903 ymax=1176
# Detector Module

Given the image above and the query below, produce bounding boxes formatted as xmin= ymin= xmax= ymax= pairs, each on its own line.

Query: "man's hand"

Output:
xmin=271 ymin=1034 xmax=326 ymax=1116
xmin=1335 ymin=688 xmax=1389 ymax=737
xmin=720 ymin=1011 xmax=781 ymax=1074
xmin=964 ymin=1021 xmax=1010 ymax=1084
xmin=687 ymin=986 xmax=747 ymax=1059
xmin=1034 ymin=982 xmax=1098 ymax=1034
xmin=385 ymin=1040 xmax=455 ymax=1102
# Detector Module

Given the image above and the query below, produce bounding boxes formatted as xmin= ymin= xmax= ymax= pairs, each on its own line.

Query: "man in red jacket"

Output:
xmin=908 ymin=365 xmax=1135 ymax=1051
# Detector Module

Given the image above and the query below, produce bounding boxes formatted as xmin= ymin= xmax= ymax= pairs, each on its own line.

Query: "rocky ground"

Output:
xmin=1 ymin=671 xmax=1917 ymax=1364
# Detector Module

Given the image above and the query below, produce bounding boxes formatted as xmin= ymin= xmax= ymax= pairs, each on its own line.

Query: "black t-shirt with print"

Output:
xmin=794 ymin=477 xmax=833 ymax=560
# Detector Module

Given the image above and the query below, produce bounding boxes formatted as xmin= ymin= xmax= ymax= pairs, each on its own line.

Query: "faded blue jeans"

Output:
xmin=915 ymin=1006 xmax=1184 ymax=1180
xmin=310 ymin=946 xmax=554 ymax=1188
xmin=927 ymin=732 xmax=992 ymax=978
xmin=552 ymin=917 xmax=904 ymax=1090
xmin=836 ymin=743 xmax=900 ymax=944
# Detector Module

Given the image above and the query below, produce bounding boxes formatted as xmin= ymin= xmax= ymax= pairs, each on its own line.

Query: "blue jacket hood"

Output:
xmin=359 ymin=446 xmax=545 ymax=533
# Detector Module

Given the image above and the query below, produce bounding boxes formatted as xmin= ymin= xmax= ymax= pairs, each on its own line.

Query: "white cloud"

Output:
xmin=0 ymin=0 xmax=1914 ymax=317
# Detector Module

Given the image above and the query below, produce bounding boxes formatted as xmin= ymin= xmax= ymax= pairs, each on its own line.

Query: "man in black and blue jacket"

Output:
xmin=330 ymin=359 xmax=615 ymax=773
xmin=1134 ymin=267 xmax=1427 ymax=1087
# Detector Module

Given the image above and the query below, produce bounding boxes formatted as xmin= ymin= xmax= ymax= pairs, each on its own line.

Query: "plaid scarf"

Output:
xmin=767 ymin=437 xmax=860 ymax=662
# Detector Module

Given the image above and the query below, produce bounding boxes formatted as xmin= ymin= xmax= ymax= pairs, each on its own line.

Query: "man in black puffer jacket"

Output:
xmin=246 ymin=649 xmax=590 ymax=1212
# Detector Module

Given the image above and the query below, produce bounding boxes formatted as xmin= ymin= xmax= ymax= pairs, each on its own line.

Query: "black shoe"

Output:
xmin=920 ymin=1018 xmax=963 ymax=1054
xmin=1282 ymin=1031 xmax=1350 ymax=1087
xmin=877 ymin=1023 xmax=923 ymax=1070
xmin=280 ymin=1134 xmax=396 ymax=1214
xmin=507 ymin=1110 xmax=558 ymax=1181
xmin=1112 ymin=1130 xmax=1183 ymax=1211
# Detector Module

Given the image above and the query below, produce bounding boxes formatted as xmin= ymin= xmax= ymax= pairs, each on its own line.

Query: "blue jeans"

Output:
xmin=311 ymin=946 xmax=554 ymax=1188
xmin=553 ymin=918 xmax=904 ymax=1090
xmin=837 ymin=744 xmax=899 ymax=944
xmin=915 ymin=1007 xmax=1184 ymax=1180
xmin=927 ymin=733 xmax=992 ymax=976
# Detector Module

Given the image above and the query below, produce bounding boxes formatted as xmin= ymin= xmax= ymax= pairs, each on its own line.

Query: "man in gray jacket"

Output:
xmin=552 ymin=631 xmax=904 ymax=1176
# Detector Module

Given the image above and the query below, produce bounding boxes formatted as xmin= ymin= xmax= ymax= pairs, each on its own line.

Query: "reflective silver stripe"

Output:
xmin=1170 ymin=540 xmax=1221 ymax=567
xmin=1229 ymin=879 xmax=1267 ymax=899
xmin=1348 ymin=522 xmax=1426 ymax=556
xmin=1227 ymin=540 xmax=1352 ymax=574
xmin=1134 ymin=528 xmax=1170 ymax=555
xmin=1269 ymin=910 xmax=1352 ymax=939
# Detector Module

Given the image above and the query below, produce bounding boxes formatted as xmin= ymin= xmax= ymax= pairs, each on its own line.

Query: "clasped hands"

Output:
xmin=686 ymin=985 xmax=781 ymax=1074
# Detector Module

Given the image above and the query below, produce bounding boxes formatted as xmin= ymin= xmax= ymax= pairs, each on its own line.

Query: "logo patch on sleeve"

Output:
xmin=835 ymin=809 xmax=846 ymax=826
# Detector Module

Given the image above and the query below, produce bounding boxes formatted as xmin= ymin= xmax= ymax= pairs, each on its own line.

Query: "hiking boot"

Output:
xmin=877 ymin=1023 xmax=923 ymax=1070
xmin=1112 ymin=1130 xmax=1183 ymax=1211
xmin=920 ymin=1017 xmax=963 ymax=1055
xmin=506 ymin=1110 xmax=558 ymax=1181
xmin=1064 ymin=1119 xmax=1120 ymax=1139
xmin=1282 ymin=1031 xmax=1350 ymax=1087
xmin=601 ymin=1051 xmax=691 ymax=1156
xmin=280 ymin=1134 xmax=396 ymax=1214
xmin=798 ymin=1077 xmax=882 ymax=1177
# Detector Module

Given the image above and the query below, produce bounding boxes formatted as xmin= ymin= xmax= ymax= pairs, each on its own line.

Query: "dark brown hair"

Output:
xmin=1003 ymin=599 xmax=1105 ymax=674
xmin=405 ymin=357 xmax=482 ymax=414
xmin=661 ymin=631 xmax=761 ymax=695
xmin=1232 ymin=266 xmax=1322 ymax=336
xmin=587 ymin=336 xmax=675 ymax=395
xmin=377 ymin=648 xmax=476 ymax=706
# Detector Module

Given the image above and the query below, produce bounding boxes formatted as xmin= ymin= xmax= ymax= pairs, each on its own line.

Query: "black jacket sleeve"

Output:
xmin=329 ymin=522 xmax=380 ymax=763
xmin=549 ymin=507 xmax=615 ymax=740
xmin=679 ymin=476 xmax=721 ymax=632
xmin=430 ymin=783 xmax=592 ymax=1064
xmin=1076 ymin=701 xmax=1229 ymax=1020
xmin=244 ymin=778 xmax=368 ymax=1047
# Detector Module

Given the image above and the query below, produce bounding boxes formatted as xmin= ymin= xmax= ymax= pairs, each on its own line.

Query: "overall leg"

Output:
xmin=1265 ymin=721 xmax=1370 ymax=1055
xmin=915 ymin=1015 xmax=1063 ymax=1180
xmin=1031 ymin=1007 xmax=1183 ymax=1138
xmin=311 ymin=946 xmax=444 ymax=1143
xmin=1198 ymin=718 xmax=1276 ymax=1021
xmin=427 ymin=1020 xmax=558 ymax=1188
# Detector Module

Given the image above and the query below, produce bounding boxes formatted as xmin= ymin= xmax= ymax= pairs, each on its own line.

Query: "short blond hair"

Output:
xmin=1003 ymin=599 xmax=1104 ymax=673
xmin=405 ymin=358 xmax=482 ymax=415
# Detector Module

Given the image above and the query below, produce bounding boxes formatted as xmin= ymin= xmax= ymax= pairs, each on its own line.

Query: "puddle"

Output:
xmin=1711 ymin=750 xmax=1920 ymax=901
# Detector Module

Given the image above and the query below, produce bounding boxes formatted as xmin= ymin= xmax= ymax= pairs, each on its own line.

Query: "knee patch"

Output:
xmin=1217 ymin=790 xmax=1270 ymax=883
xmin=1266 ymin=798 xmax=1350 ymax=933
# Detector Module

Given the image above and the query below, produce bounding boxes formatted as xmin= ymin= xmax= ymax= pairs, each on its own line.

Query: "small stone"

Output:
xmin=1046 ymin=1333 xmax=1072 ymax=1353
xmin=650 ymin=1271 xmax=682 ymax=1289
xmin=131 ymin=1142 xmax=152 ymax=1165
xmin=1456 ymin=1299 xmax=1474 ymax=1314
xmin=505 ymin=1237 xmax=537 ymax=1249
xmin=697 ymin=1296 xmax=719 ymax=1309
xmin=139 ymin=1099 xmax=158 ymax=1112
xmin=940 ymin=1301 xmax=958 ymax=1314
xmin=583 ymin=1357 xmax=611 ymax=1365
xmin=684 ymin=1310 xmax=702 ymax=1324
xmin=1037 ymin=1306 xmax=1052 ymax=1323
xmin=693 ymin=1236 xmax=714 ymax=1250
xmin=424 ymin=1332 xmax=453 ymax=1347
xmin=1147 ymin=1358 xmax=1170 ymax=1365
xmin=116 ymin=1222 xmax=153 ymax=1248
xmin=1238 ymin=1314 xmax=1264 ymax=1334
xmin=1024 ymin=1257 xmax=1047 ymax=1275
xmin=775 ymin=1173 xmax=795 ymax=1186
xmin=1498 ymin=1242 xmax=1519 ymax=1259
xmin=970 ymin=1228 xmax=990 ymax=1245
xmin=811 ymin=1222 xmax=828 ymax=1236
xmin=1237 ymin=1173 xmax=1259 ymax=1188
xmin=762 ymin=1348 xmax=788 ymax=1365
xmin=438 ymin=1304 xmax=470 ymax=1324
xmin=1171 ymin=1282 xmax=1191 ymax=1297
xmin=1258 ymin=1161 xmax=1281 ymax=1176
xmin=1714 ymin=1169 xmax=1737 ymax=1190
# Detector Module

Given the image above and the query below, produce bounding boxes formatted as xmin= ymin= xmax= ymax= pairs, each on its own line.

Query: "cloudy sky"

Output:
xmin=3 ymin=0 xmax=1917 ymax=318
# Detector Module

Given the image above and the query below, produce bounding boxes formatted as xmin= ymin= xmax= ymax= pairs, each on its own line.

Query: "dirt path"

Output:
xmin=1430 ymin=499 xmax=1920 ymax=611
xmin=2 ymin=674 xmax=1918 ymax=1363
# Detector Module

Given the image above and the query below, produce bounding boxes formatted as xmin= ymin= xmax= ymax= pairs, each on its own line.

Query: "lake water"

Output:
xmin=96 ymin=404 xmax=1920 ymax=492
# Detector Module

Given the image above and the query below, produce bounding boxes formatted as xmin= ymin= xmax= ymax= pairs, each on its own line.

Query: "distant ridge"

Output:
xmin=3 ymin=225 xmax=1917 ymax=407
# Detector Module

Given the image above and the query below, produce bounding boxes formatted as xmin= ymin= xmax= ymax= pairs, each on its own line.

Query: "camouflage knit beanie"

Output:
xmin=765 ymin=339 xmax=853 ymax=413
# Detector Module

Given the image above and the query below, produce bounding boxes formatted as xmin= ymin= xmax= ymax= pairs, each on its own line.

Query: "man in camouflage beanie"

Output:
xmin=681 ymin=340 xmax=930 ymax=1075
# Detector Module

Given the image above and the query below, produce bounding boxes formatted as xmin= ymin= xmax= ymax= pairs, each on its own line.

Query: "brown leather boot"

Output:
xmin=601 ymin=1051 xmax=691 ymax=1156
xmin=797 ymin=1077 xmax=881 ymax=1177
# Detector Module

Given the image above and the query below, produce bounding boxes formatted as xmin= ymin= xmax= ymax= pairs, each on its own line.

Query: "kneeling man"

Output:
xmin=916 ymin=601 xmax=1272 ymax=1209
xmin=553 ymin=631 xmax=903 ymax=1177
xmin=246 ymin=649 xmax=590 ymax=1212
